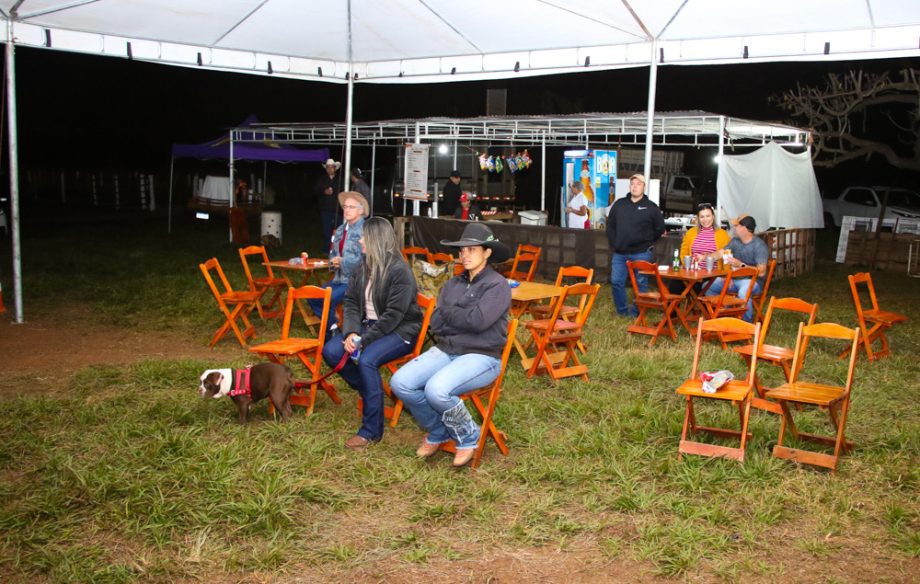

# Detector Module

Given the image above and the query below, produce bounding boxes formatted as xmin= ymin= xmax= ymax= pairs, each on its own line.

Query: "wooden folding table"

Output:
xmin=265 ymin=259 xmax=334 ymax=328
xmin=658 ymin=267 xmax=728 ymax=335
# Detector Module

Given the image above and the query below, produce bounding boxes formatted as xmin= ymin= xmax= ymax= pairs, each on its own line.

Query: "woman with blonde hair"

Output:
xmin=322 ymin=216 xmax=422 ymax=449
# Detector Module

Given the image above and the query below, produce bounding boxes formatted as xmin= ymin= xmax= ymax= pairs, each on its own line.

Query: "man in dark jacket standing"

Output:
xmin=441 ymin=170 xmax=463 ymax=216
xmin=314 ymin=158 xmax=343 ymax=248
xmin=605 ymin=173 xmax=666 ymax=316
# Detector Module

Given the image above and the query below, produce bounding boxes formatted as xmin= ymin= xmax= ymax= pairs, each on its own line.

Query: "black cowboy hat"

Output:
xmin=440 ymin=222 xmax=511 ymax=263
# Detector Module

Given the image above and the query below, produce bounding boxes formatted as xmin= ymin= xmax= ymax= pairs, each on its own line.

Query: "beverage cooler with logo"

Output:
xmin=562 ymin=150 xmax=617 ymax=229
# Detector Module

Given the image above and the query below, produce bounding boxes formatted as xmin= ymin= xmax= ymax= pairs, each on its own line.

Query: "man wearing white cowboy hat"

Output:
xmin=308 ymin=190 xmax=369 ymax=336
xmin=314 ymin=158 xmax=343 ymax=245
xmin=390 ymin=222 xmax=512 ymax=467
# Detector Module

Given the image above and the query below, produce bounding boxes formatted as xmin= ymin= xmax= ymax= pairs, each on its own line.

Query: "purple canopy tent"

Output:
xmin=167 ymin=115 xmax=329 ymax=233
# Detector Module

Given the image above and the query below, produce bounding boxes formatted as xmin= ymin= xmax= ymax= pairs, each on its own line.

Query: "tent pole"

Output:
xmin=262 ymin=160 xmax=267 ymax=198
xmin=643 ymin=39 xmax=658 ymax=200
xmin=167 ymin=156 xmax=175 ymax=233
xmin=370 ymin=134 xmax=377 ymax=217
xmin=228 ymin=133 xmax=234 ymax=242
xmin=717 ymin=115 xmax=725 ymax=225
xmin=541 ymin=133 xmax=546 ymax=211
xmin=5 ymin=17 xmax=23 ymax=323
xmin=344 ymin=71 xmax=354 ymax=191
xmin=413 ymin=122 xmax=421 ymax=217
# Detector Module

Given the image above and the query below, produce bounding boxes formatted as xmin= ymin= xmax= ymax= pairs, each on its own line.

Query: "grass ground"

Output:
xmin=0 ymin=212 xmax=917 ymax=583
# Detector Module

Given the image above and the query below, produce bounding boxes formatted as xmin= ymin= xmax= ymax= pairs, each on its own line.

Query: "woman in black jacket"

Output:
xmin=322 ymin=216 xmax=422 ymax=449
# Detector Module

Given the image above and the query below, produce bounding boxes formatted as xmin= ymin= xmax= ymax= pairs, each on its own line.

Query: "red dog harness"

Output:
xmin=229 ymin=367 xmax=252 ymax=397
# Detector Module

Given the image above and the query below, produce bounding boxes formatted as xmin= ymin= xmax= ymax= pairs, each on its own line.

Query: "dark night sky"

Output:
xmin=7 ymin=46 xmax=920 ymax=183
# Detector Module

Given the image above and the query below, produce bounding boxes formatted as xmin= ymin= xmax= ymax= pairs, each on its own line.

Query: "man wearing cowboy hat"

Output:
xmin=703 ymin=214 xmax=769 ymax=322
xmin=314 ymin=158 xmax=343 ymax=245
xmin=390 ymin=222 xmax=512 ymax=467
xmin=308 ymin=191 xmax=368 ymax=335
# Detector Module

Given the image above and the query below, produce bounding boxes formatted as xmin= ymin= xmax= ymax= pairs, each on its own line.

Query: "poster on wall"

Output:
xmin=404 ymin=144 xmax=431 ymax=201
xmin=562 ymin=150 xmax=617 ymax=229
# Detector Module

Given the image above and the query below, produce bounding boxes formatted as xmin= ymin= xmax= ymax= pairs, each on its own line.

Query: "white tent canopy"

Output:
xmin=717 ymin=142 xmax=824 ymax=230
xmin=2 ymin=1 xmax=920 ymax=322
xmin=2 ymin=1 xmax=920 ymax=83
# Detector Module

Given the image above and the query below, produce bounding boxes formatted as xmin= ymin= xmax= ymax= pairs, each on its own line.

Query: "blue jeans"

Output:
xmin=307 ymin=280 xmax=347 ymax=332
xmin=706 ymin=277 xmax=762 ymax=322
xmin=610 ymin=249 xmax=653 ymax=316
xmin=390 ymin=347 xmax=501 ymax=449
xmin=322 ymin=326 xmax=414 ymax=441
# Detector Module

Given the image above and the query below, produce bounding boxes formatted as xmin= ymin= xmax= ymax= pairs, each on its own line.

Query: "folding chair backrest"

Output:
xmin=554 ymin=265 xmax=594 ymax=286
xmin=788 ymin=322 xmax=859 ymax=393
xmin=200 ymin=257 xmax=233 ymax=298
xmin=239 ymin=245 xmax=273 ymax=288
xmin=691 ymin=317 xmax=761 ymax=384
xmin=626 ymin=260 xmax=669 ymax=297
xmin=752 ymin=259 xmax=778 ymax=320
xmin=507 ymin=244 xmax=542 ymax=282
xmin=282 ymin=285 xmax=331 ymax=343
xmin=402 ymin=246 xmax=432 ymax=264
xmin=759 ymin=296 xmax=819 ymax=349
xmin=430 ymin=252 xmax=454 ymax=265
xmin=411 ymin=293 xmax=436 ymax=356
xmin=567 ymin=283 xmax=601 ymax=327
xmin=848 ymin=272 xmax=880 ymax=318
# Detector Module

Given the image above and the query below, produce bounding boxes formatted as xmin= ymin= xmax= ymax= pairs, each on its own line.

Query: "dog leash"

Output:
xmin=310 ymin=351 xmax=352 ymax=385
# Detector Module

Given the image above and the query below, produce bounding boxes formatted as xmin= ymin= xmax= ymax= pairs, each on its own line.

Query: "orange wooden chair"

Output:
xmin=733 ymin=297 xmax=818 ymax=414
xmin=698 ymin=266 xmax=760 ymax=347
xmin=675 ymin=317 xmax=761 ymax=462
xmin=401 ymin=246 xmax=432 ymax=264
xmin=437 ymin=319 xmax=519 ymax=469
xmin=528 ymin=265 xmax=594 ymax=320
xmin=528 ymin=265 xmax=594 ymax=353
xmin=358 ymin=293 xmax=436 ymax=427
xmin=199 ymin=257 xmax=260 ymax=347
xmin=430 ymin=252 xmax=463 ymax=277
xmin=765 ymin=322 xmax=860 ymax=472
xmin=523 ymin=283 xmax=600 ymax=381
xmin=503 ymin=244 xmax=542 ymax=282
xmin=238 ymin=245 xmax=286 ymax=319
xmin=626 ymin=260 xmax=682 ymax=347
xmin=750 ymin=259 xmax=777 ymax=323
xmin=248 ymin=286 xmax=341 ymax=415
xmin=846 ymin=272 xmax=907 ymax=361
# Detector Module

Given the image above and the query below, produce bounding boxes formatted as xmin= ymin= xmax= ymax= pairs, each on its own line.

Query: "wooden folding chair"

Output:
xmin=750 ymin=259 xmax=777 ymax=323
xmin=626 ymin=260 xmax=681 ymax=347
xmin=523 ymin=283 xmax=600 ymax=381
xmin=675 ymin=317 xmax=761 ymax=462
xmin=437 ymin=319 xmax=519 ymax=469
xmin=528 ymin=265 xmax=594 ymax=353
xmin=503 ymin=244 xmax=542 ymax=282
xmin=199 ymin=257 xmax=260 ymax=347
xmin=249 ymin=286 xmax=341 ymax=415
xmin=430 ymin=252 xmax=463 ymax=277
xmin=846 ymin=272 xmax=907 ymax=361
xmin=698 ymin=266 xmax=760 ymax=348
xmin=401 ymin=246 xmax=432 ymax=264
xmin=238 ymin=245 xmax=286 ymax=319
xmin=766 ymin=322 xmax=859 ymax=472
xmin=358 ymin=293 xmax=436 ymax=427
xmin=733 ymin=297 xmax=818 ymax=414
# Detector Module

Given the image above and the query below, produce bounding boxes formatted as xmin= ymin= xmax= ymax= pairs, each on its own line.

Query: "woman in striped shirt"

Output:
xmin=680 ymin=203 xmax=730 ymax=260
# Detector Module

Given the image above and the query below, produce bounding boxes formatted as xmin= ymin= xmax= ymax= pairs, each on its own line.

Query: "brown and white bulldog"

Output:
xmin=198 ymin=363 xmax=295 ymax=423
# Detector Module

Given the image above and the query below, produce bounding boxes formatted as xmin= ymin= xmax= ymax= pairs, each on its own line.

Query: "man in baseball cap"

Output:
xmin=704 ymin=214 xmax=769 ymax=322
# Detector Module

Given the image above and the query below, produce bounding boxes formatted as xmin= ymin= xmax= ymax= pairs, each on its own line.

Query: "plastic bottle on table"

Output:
xmin=672 ymin=249 xmax=680 ymax=272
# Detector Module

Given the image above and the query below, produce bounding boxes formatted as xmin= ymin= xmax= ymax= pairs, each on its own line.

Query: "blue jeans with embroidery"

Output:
xmin=322 ymin=326 xmax=414 ymax=441
xmin=390 ymin=347 xmax=501 ymax=449
xmin=307 ymin=280 xmax=347 ymax=334
xmin=706 ymin=277 xmax=762 ymax=322
xmin=610 ymin=249 xmax=653 ymax=316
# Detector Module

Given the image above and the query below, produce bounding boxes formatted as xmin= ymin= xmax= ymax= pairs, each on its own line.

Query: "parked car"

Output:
xmin=822 ymin=186 xmax=920 ymax=228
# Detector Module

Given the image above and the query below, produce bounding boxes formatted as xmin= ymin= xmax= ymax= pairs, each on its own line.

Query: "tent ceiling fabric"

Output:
xmin=2 ymin=0 xmax=919 ymax=83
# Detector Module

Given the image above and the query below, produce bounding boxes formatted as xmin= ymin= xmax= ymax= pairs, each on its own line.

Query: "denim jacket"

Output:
xmin=329 ymin=217 xmax=364 ymax=285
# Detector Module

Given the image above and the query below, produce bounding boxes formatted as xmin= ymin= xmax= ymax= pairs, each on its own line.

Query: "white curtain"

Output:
xmin=717 ymin=142 xmax=823 ymax=229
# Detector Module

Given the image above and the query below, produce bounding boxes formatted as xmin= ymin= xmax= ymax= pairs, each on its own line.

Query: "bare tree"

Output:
xmin=772 ymin=68 xmax=920 ymax=171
